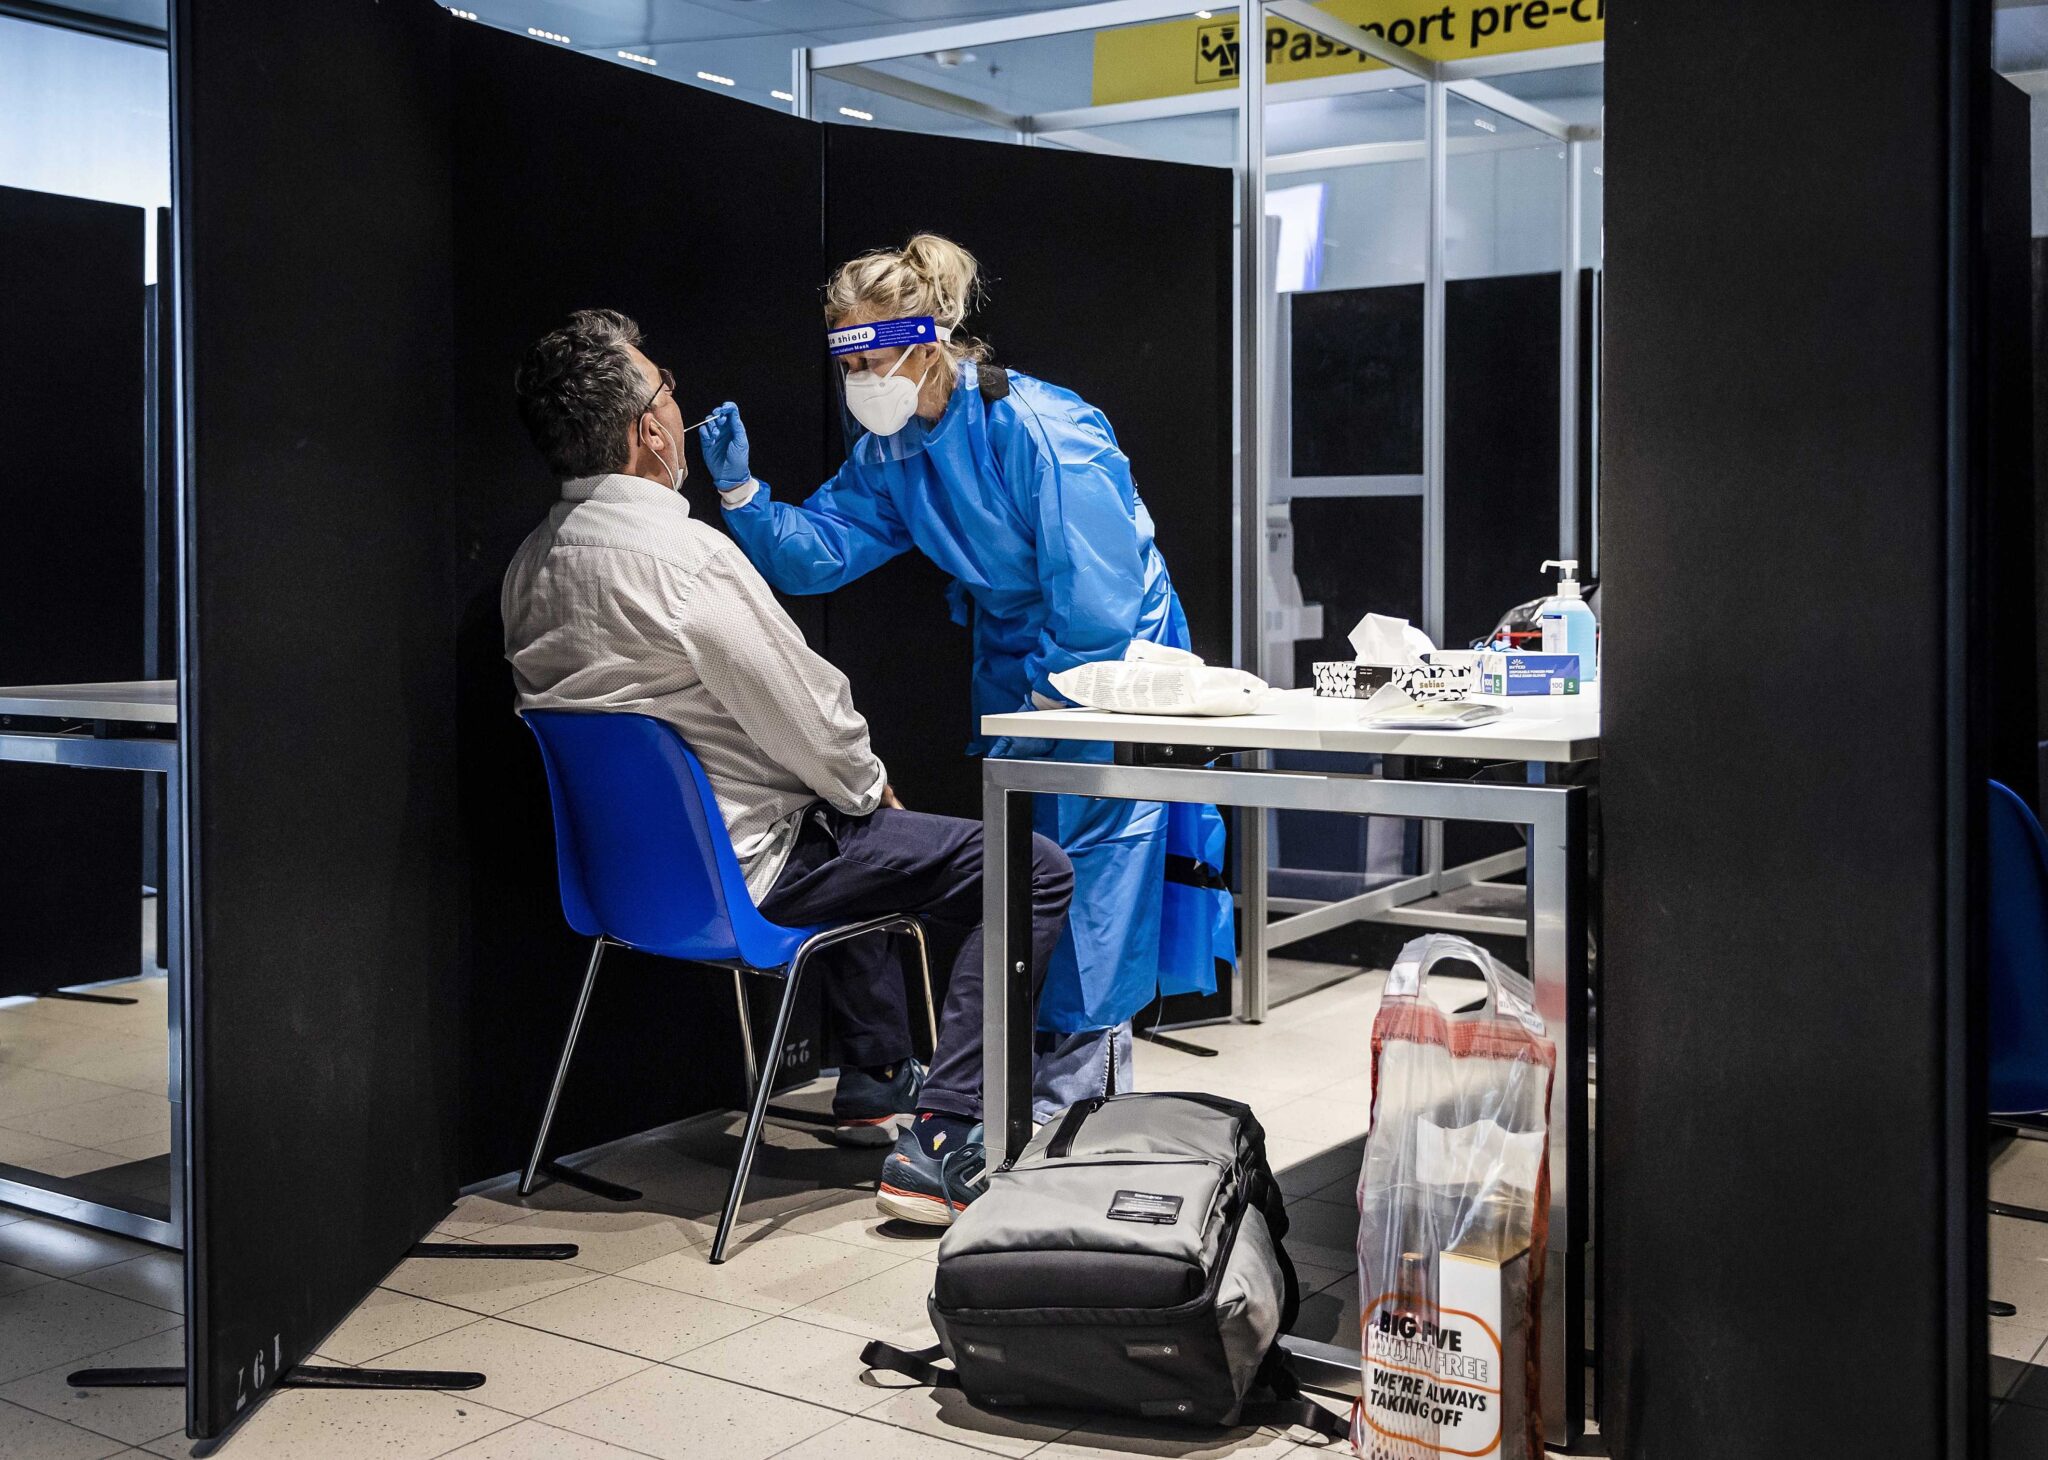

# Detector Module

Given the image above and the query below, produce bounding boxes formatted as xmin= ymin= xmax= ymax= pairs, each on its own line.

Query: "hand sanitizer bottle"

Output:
xmin=1538 ymin=559 xmax=1598 ymax=682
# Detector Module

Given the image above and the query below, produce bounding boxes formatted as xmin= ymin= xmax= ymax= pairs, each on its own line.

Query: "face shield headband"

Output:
xmin=827 ymin=315 xmax=953 ymax=358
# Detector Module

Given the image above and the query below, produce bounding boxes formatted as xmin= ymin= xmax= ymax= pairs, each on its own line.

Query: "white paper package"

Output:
xmin=1049 ymin=645 xmax=1273 ymax=717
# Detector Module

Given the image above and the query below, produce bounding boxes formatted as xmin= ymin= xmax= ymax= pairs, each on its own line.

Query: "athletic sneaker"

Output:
xmin=830 ymin=1058 xmax=925 ymax=1147
xmin=876 ymin=1114 xmax=987 ymax=1227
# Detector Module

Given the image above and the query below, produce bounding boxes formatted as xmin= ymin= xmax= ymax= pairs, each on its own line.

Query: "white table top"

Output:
xmin=982 ymin=687 xmax=1599 ymax=763
xmin=0 ymin=681 xmax=177 ymax=724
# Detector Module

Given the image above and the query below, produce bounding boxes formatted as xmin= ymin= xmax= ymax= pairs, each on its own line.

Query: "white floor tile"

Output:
xmin=1259 ymin=1096 xmax=1374 ymax=1152
xmin=498 ymin=1274 xmax=762 ymax=1362
xmin=486 ymin=1207 xmax=709 ymax=1275
xmin=0 ymin=1220 xmax=152 ymax=1282
xmin=0 ymin=1281 xmax=180 ymax=1385
xmin=380 ymin=1248 xmax=600 ymax=1318
xmin=0 ymin=1260 xmax=57 ymax=1297
xmin=86 ymin=1137 xmax=172 ymax=1165
xmin=0 ymin=1128 xmax=85 ymax=1167
xmin=1993 ymin=1322 xmax=2048 ymax=1365
xmin=0 ymin=1067 xmax=131 ymax=1121
xmin=20 ymin=1150 xmax=129 ymax=1180
xmin=774 ymin=1191 xmax=947 ymax=1260
xmin=1993 ymin=1215 xmax=2048 ymax=1319
xmin=0 ymin=1325 xmax=185 ymax=1446
xmin=617 ymin=1232 xmax=911 ymax=1316
xmin=779 ymin=1413 xmax=1009 ymax=1459
xmin=138 ymin=1388 xmax=519 ymax=1459
xmin=540 ymin=1364 xmax=840 ymax=1460
xmin=381 ymin=1317 xmax=650 ymax=1417
xmin=438 ymin=1418 xmax=666 ymax=1460
xmin=859 ymin=1383 xmax=1072 ymax=1457
xmin=8 ymin=1092 xmax=170 ymax=1151
xmin=1038 ymin=1415 xmax=1309 ymax=1460
xmin=72 ymin=1255 xmax=181 ymax=1316
xmin=430 ymin=1192 xmax=598 ymax=1241
xmin=669 ymin=1313 xmax=901 ymax=1414
xmin=0 ymin=1398 xmax=130 ymax=1460
xmin=316 ymin=1289 xmax=480 ymax=1366
xmin=1993 ymin=1141 xmax=2048 ymax=1212
xmin=782 ymin=1254 xmax=939 ymax=1341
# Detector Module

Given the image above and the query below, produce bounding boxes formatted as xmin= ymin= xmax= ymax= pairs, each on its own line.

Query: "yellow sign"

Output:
xmin=1092 ymin=0 xmax=1603 ymax=106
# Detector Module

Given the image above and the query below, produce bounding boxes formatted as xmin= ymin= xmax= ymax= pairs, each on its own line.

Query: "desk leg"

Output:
xmin=1237 ymin=756 xmax=1269 ymax=1024
xmin=982 ymin=779 xmax=1036 ymax=1166
xmin=1530 ymin=785 xmax=1588 ymax=1448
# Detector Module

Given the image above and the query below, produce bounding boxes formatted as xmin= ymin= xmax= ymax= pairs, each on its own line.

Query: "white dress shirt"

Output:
xmin=502 ymin=472 xmax=886 ymax=899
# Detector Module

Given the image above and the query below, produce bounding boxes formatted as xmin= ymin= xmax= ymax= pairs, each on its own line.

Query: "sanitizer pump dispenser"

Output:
xmin=1538 ymin=559 xmax=1598 ymax=682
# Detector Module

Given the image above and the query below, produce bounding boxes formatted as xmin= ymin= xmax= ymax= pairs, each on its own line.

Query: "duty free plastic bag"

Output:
xmin=1353 ymin=935 xmax=1555 ymax=1460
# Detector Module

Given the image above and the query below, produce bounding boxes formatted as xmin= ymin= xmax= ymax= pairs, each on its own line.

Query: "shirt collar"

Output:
xmin=560 ymin=472 xmax=692 ymax=517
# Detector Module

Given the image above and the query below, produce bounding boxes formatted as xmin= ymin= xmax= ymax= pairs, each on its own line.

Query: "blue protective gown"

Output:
xmin=722 ymin=364 xmax=1235 ymax=1032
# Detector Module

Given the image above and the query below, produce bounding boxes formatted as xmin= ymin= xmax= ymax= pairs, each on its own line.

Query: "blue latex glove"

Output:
xmin=699 ymin=401 xmax=751 ymax=490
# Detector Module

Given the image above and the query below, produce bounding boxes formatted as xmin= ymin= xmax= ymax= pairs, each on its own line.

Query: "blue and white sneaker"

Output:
xmin=876 ymin=1115 xmax=987 ymax=1227
xmin=831 ymin=1058 xmax=925 ymax=1147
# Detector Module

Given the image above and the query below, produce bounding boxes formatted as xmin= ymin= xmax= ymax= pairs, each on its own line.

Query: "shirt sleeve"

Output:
xmin=721 ymin=465 xmax=912 ymax=595
xmin=674 ymin=548 xmax=887 ymax=815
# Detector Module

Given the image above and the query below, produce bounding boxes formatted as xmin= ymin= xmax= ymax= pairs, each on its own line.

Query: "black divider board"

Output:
xmin=1290 ymin=285 xmax=1423 ymax=477
xmin=445 ymin=20 xmax=830 ymax=1178
xmin=823 ymin=127 xmax=1233 ymax=819
xmin=1601 ymin=3 xmax=1978 ymax=1454
xmin=173 ymin=0 xmax=458 ymax=1437
xmin=0 ymin=185 xmax=147 ymax=997
xmin=1987 ymin=79 xmax=2038 ymax=808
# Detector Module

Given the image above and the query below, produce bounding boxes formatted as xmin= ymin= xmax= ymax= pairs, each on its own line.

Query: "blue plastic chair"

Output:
xmin=519 ymin=711 xmax=935 ymax=1263
xmin=1990 ymin=779 xmax=2048 ymax=1120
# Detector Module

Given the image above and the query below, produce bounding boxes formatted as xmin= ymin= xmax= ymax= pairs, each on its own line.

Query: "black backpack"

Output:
xmin=863 ymin=1092 xmax=1348 ymax=1442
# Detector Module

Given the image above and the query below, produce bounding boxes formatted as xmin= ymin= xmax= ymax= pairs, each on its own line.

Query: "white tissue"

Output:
xmin=1347 ymin=612 xmax=1435 ymax=666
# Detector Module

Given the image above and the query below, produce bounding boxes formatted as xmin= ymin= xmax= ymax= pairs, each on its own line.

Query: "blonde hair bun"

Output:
xmin=826 ymin=233 xmax=991 ymax=363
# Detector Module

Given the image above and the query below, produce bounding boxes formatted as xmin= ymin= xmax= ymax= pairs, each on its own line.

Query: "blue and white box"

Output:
xmin=1480 ymin=651 xmax=1580 ymax=696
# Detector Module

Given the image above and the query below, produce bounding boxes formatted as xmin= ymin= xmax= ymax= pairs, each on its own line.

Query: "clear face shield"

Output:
xmin=829 ymin=315 xmax=960 ymax=463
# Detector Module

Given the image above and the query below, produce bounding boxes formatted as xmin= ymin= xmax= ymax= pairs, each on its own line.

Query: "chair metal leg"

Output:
xmin=733 ymin=966 xmax=761 ymax=1103
xmin=711 ymin=956 xmax=808 ymax=1264
xmin=903 ymin=918 xmax=939 ymax=1061
xmin=520 ymin=938 xmax=641 ymax=1203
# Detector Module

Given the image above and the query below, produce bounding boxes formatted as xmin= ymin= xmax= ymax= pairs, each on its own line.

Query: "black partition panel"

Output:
xmin=823 ymin=128 xmax=1233 ymax=818
xmin=1601 ymin=3 xmax=1980 ymax=1455
xmin=174 ymin=0 xmax=457 ymax=1436
xmin=446 ymin=22 xmax=830 ymax=1179
xmin=0 ymin=185 xmax=146 ymax=997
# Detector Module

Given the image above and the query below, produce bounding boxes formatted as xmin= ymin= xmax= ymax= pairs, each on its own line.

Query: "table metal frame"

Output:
xmin=982 ymin=752 xmax=1587 ymax=1446
xmin=0 ymin=726 xmax=182 ymax=1248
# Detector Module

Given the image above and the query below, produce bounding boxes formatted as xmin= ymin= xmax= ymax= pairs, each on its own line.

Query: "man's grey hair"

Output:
xmin=514 ymin=309 xmax=651 ymax=480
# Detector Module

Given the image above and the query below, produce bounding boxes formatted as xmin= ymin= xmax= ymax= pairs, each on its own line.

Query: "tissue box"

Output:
xmin=1480 ymin=652 xmax=1580 ymax=696
xmin=1312 ymin=662 xmax=1396 ymax=699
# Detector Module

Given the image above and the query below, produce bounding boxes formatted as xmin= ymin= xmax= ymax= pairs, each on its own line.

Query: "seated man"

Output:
xmin=502 ymin=309 xmax=1072 ymax=1225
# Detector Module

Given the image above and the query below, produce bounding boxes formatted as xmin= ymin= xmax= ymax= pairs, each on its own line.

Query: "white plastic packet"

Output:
xmin=1049 ymin=644 xmax=1273 ymax=717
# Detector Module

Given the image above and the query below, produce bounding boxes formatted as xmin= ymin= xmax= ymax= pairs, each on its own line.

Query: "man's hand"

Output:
xmin=881 ymin=783 xmax=906 ymax=811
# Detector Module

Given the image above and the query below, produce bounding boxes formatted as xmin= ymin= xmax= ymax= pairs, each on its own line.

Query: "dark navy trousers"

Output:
xmin=757 ymin=805 xmax=1073 ymax=1122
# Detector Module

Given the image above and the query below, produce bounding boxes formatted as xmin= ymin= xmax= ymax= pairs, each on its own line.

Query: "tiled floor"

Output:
xmin=0 ymin=896 xmax=172 ymax=1191
xmin=4 ymin=954 xmax=2026 ymax=1457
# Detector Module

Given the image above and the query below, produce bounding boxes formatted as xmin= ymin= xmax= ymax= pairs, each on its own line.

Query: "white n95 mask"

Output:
xmin=842 ymin=346 xmax=934 ymax=438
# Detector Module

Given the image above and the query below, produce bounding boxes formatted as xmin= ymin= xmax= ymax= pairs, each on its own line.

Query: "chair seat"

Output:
xmin=616 ymin=920 xmax=829 ymax=971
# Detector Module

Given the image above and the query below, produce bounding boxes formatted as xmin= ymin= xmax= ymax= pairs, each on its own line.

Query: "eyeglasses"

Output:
xmin=637 ymin=367 xmax=675 ymax=417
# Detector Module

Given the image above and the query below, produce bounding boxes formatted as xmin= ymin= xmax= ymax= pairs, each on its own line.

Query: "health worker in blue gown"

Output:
xmin=700 ymin=234 xmax=1235 ymax=1118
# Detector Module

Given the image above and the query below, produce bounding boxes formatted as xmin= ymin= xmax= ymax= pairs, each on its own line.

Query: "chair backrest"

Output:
xmin=1989 ymin=779 xmax=2048 ymax=1114
xmin=522 ymin=710 xmax=806 ymax=969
